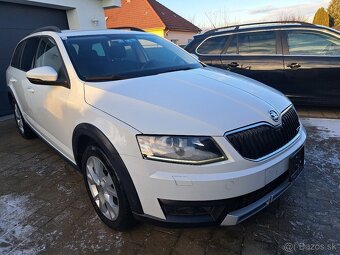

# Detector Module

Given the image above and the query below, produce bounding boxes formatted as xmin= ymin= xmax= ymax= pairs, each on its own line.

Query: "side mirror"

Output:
xmin=26 ymin=66 xmax=58 ymax=85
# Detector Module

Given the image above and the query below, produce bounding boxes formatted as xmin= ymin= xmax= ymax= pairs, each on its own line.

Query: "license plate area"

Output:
xmin=289 ymin=146 xmax=304 ymax=181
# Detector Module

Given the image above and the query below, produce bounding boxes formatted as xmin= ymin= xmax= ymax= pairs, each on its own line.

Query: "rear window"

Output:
xmin=197 ymin=36 xmax=228 ymax=55
xmin=21 ymin=37 xmax=40 ymax=71
xmin=238 ymin=31 xmax=277 ymax=55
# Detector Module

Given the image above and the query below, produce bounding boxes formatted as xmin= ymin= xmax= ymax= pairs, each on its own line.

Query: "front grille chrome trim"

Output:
xmin=224 ymin=105 xmax=301 ymax=162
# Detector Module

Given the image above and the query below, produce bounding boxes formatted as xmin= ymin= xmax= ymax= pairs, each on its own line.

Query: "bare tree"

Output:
xmin=203 ymin=9 xmax=231 ymax=30
xmin=277 ymin=12 xmax=308 ymax=22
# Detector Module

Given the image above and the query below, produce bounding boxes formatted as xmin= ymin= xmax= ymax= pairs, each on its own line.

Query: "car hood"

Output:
xmin=84 ymin=68 xmax=292 ymax=136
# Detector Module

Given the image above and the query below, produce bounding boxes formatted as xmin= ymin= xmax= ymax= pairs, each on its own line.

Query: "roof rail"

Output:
xmin=110 ymin=27 xmax=145 ymax=32
xmin=31 ymin=26 xmax=62 ymax=34
xmin=204 ymin=21 xmax=315 ymax=34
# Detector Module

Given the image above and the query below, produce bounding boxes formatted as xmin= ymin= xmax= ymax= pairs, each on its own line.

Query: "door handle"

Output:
xmin=287 ymin=63 xmax=301 ymax=69
xmin=227 ymin=62 xmax=239 ymax=68
xmin=27 ymin=87 xmax=35 ymax=94
xmin=9 ymin=78 xmax=17 ymax=83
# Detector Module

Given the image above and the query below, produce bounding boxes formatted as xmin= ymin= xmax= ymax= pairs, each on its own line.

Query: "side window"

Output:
xmin=225 ymin=36 xmax=237 ymax=54
xmin=11 ymin=41 xmax=25 ymax=69
xmin=34 ymin=37 xmax=66 ymax=81
xmin=21 ymin=37 xmax=40 ymax=71
xmin=287 ymin=31 xmax=340 ymax=55
xmin=238 ymin=31 xmax=277 ymax=55
xmin=197 ymin=36 xmax=228 ymax=55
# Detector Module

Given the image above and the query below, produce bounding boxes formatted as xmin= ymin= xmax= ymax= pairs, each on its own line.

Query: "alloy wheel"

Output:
xmin=14 ymin=103 xmax=24 ymax=134
xmin=86 ymin=156 xmax=119 ymax=220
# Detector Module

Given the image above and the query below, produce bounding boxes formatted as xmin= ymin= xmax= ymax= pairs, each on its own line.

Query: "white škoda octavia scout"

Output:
xmin=7 ymin=27 xmax=306 ymax=229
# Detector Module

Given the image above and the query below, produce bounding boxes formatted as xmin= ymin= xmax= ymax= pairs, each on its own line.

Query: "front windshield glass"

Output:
xmin=63 ymin=33 xmax=202 ymax=81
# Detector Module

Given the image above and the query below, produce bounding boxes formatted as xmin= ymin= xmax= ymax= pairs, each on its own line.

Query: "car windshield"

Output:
xmin=63 ymin=33 xmax=202 ymax=81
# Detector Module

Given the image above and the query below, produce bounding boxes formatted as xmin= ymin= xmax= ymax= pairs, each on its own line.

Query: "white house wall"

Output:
xmin=165 ymin=30 xmax=198 ymax=47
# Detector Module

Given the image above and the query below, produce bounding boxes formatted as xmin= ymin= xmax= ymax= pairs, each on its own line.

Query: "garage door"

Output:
xmin=0 ymin=2 xmax=69 ymax=116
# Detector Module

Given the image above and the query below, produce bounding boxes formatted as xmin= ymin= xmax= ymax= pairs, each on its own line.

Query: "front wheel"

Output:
xmin=12 ymin=100 xmax=35 ymax=139
xmin=81 ymin=145 xmax=136 ymax=230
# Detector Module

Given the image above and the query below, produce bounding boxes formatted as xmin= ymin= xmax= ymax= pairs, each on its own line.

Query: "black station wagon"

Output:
xmin=186 ymin=21 xmax=340 ymax=107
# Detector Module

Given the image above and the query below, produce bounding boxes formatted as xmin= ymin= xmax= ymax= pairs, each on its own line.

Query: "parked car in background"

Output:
xmin=186 ymin=21 xmax=340 ymax=107
xmin=7 ymin=27 xmax=306 ymax=230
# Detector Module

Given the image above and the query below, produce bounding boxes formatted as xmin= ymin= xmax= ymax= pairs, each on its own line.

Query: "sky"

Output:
xmin=157 ymin=0 xmax=330 ymax=28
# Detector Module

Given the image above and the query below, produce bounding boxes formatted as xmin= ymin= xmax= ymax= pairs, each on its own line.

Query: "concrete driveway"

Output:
xmin=0 ymin=117 xmax=339 ymax=254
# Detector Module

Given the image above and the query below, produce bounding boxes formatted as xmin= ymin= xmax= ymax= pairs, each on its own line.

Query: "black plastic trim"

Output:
xmin=72 ymin=123 xmax=143 ymax=214
xmin=31 ymin=26 xmax=61 ymax=34
xmin=134 ymin=167 xmax=295 ymax=228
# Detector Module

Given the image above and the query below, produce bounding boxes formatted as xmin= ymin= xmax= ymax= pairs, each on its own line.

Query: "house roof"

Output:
xmin=105 ymin=0 xmax=201 ymax=32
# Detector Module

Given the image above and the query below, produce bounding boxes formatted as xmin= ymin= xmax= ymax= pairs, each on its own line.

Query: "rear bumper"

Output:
xmin=133 ymin=160 xmax=303 ymax=228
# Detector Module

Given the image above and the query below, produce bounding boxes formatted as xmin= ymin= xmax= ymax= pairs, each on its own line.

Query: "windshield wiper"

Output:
xmin=157 ymin=67 xmax=195 ymax=75
xmin=84 ymin=75 xmax=129 ymax=82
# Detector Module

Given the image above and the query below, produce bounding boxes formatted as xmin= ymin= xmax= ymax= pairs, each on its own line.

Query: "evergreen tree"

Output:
xmin=328 ymin=0 xmax=340 ymax=27
xmin=313 ymin=7 xmax=330 ymax=26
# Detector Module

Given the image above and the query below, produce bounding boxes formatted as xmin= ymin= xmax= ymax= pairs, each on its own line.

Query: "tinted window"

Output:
xmin=238 ymin=31 xmax=277 ymax=55
xmin=34 ymin=37 xmax=67 ymax=81
xmin=226 ymin=36 xmax=237 ymax=54
xmin=197 ymin=36 xmax=228 ymax=54
xmin=92 ymin=43 xmax=105 ymax=56
xmin=287 ymin=31 xmax=340 ymax=55
xmin=11 ymin=41 xmax=25 ymax=69
xmin=64 ymin=34 xmax=201 ymax=81
xmin=21 ymin=37 xmax=40 ymax=71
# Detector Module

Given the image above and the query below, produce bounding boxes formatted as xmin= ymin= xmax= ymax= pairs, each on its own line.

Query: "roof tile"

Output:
xmin=105 ymin=0 xmax=201 ymax=32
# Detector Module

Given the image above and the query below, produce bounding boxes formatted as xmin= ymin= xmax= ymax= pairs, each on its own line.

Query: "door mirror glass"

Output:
xmin=26 ymin=66 xmax=58 ymax=84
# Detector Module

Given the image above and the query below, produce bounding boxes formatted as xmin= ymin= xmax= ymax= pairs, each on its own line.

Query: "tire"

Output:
xmin=81 ymin=145 xmax=137 ymax=230
xmin=12 ymin=99 xmax=35 ymax=139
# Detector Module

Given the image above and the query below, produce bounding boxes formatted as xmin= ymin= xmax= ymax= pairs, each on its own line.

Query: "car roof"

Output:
xmin=196 ymin=21 xmax=339 ymax=38
xmin=59 ymin=29 xmax=146 ymax=37
xmin=28 ymin=27 xmax=146 ymax=38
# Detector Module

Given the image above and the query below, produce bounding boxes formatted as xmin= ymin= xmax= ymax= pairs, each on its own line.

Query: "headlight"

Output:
xmin=136 ymin=135 xmax=226 ymax=165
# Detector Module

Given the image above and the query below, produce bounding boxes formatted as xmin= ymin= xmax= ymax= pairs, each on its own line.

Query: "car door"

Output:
xmin=282 ymin=29 xmax=340 ymax=105
xmin=220 ymin=31 xmax=285 ymax=92
xmin=26 ymin=36 xmax=71 ymax=155
xmin=7 ymin=37 xmax=40 ymax=121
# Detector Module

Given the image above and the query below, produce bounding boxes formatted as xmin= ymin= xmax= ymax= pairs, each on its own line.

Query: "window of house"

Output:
xmin=238 ymin=31 xmax=277 ymax=55
xmin=287 ymin=31 xmax=340 ymax=55
xmin=171 ymin=39 xmax=179 ymax=45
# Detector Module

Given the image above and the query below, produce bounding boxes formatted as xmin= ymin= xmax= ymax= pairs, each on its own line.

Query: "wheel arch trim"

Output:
xmin=72 ymin=123 xmax=144 ymax=214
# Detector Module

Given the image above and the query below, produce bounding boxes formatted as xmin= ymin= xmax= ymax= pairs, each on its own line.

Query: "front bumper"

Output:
xmin=122 ymin=127 xmax=307 ymax=227
xmin=133 ymin=159 xmax=303 ymax=227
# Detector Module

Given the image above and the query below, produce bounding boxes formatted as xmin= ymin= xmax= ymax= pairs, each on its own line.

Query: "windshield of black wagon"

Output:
xmin=63 ymin=33 xmax=202 ymax=81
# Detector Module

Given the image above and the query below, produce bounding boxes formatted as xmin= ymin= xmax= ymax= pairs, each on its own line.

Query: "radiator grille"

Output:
xmin=226 ymin=107 xmax=300 ymax=160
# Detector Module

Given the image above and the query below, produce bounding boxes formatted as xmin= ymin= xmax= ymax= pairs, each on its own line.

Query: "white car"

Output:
xmin=6 ymin=27 xmax=306 ymax=230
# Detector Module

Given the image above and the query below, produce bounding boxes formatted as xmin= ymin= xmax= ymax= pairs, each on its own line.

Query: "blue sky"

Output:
xmin=157 ymin=0 xmax=330 ymax=28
